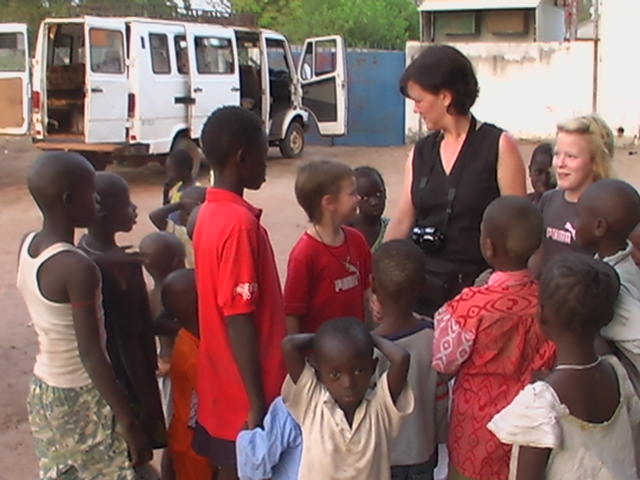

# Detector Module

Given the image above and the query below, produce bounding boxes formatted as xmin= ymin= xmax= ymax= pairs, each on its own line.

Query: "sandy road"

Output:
xmin=0 ymin=135 xmax=638 ymax=478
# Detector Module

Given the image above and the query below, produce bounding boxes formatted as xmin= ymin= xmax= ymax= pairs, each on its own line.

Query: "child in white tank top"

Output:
xmin=18 ymin=152 xmax=150 ymax=479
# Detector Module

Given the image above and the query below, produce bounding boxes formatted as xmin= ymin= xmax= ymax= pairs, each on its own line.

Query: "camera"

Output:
xmin=411 ymin=225 xmax=446 ymax=253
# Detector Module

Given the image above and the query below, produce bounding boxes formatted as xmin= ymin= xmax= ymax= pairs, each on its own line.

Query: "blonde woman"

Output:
xmin=539 ymin=114 xmax=615 ymax=264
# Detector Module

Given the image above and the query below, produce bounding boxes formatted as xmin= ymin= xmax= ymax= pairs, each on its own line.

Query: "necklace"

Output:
xmin=312 ymin=225 xmax=358 ymax=275
xmin=554 ymin=357 xmax=602 ymax=371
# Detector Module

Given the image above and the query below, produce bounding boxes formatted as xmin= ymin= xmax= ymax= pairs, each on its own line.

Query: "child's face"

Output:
xmin=102 ymin=188 xmax=138 ymax=233
xmin=166 ymin=157 xmax=190 ymax=182
xmin=575 ymin=201 xmax=601 ymax=251
xmin=240 ymin=137 xmax=268 ymax=191
xmin=314 ymin=341 xmax=375 ymax=411
xmin=331 ymin=176 xmax=360 ymax=224
xmin=70 ymin=173 xmax=99 ymax=228
xmin=529 ymin=155 xmax=553 ymax=195
xmin=357 ymin=175 xmax=386 ymax=220
xmin=553 ymin=132 xmax=595 ymax=194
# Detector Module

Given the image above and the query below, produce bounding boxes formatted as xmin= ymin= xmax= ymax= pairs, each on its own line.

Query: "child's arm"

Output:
xmin=68 ymin=254 xmax=151 ymax=466
xmin=281 ymin=334 xmax=315 ymax=383
xmin=227 ymin=314 xmax=268 ymax=429
xmin=149 ymin=202 xmax=182 ymax=231
xmin=285 ymin=315 xmax=302 ymax=335
xmin=514 ymin=446 xmax=550 ymax=480
xmin=371 ymin=334 xmax=410 ymax=404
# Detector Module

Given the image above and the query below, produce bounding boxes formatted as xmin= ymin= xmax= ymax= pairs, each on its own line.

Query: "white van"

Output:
xmin=31 ymin=16 xmax=347 ymax=168
xmin=0 ymin=23 xmax=30 ymax=135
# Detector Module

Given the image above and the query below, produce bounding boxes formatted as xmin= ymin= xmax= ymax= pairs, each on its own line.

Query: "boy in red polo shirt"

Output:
xmin=285 ymin=160 xmax=372 ymax=334
xmin=192 ymin=106 xmax=287 ymax=480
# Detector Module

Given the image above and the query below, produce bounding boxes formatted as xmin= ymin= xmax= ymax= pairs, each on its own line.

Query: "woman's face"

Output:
xmin=407 ymin=81 xmax=448 ymax=130
xmin=553 ymin=132 xmax=595 ymax=196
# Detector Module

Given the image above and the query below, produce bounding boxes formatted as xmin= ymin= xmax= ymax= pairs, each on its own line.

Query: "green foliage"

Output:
xmin=234 ymin=0 xmax=419 ymax=50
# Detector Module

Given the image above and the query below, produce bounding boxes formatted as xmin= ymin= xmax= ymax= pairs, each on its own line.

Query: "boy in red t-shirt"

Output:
xmin=192 ymin=106 xmax=287 ymax=480
xmin=285 ymin=160 xmax=372 ymax=334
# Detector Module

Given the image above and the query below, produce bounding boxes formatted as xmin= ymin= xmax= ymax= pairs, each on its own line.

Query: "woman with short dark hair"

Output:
xmin=385 ymin=45 xmax=526 ymax=317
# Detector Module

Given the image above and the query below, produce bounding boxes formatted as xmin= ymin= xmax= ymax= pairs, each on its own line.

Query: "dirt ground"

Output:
xmin=1 ymin=136 xmax=639 ymax=478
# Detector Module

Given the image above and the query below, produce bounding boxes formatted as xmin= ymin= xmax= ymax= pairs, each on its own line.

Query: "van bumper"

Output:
xmin=33 ymin=140 xmax=150 ymax=156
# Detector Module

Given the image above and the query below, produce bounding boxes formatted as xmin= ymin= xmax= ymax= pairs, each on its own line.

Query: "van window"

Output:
xmin=90 ymin=29 xmax=124 ymax=74
xmin=174 ymin=35 xmax=189 ymax=74
xmin=301 ymin=42 xmax=313 ymax=81
xmin=0 ymin=32 xmax=26 ymax=72
xmin=52 ymin=34 xmax=73 ymax=66
xmin=150 ymin=33 xmax=170 ymax=74
xmin=195 ymin=36 xmax=233 ymax=74
xmin=266 ymin=39 xmax=291 ymax=80
xmin=315 ymin=40 xmax=337 ymax=76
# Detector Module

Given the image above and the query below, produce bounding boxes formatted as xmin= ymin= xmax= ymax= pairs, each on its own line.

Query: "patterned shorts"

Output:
xmin=27 ymin=376 xmax=136 ymax=480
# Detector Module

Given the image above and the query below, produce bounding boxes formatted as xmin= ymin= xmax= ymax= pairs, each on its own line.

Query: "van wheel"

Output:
xmin=172 ymin=137 xmax=206 ymax=179
xmin=82 ymin=152 xmax=110 ymax=171
xmin=279 ymin=122 xmax=304 ymax=158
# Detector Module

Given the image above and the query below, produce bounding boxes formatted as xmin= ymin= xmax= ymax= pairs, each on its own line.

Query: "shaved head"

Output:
xmin=94 ymin=172 xmax=129 ymax=211
xmin=140 ymin=231 xmax=186 ymax=279
xmin=28 ymin=151 xmax=95 ymax=215
xmin=580 ymin=179 xmax=640 ymax=240
xmin=482 ymin=196 xmax=543 ymax=264
xmin=161 ymin=268 xmax=197 ymax=333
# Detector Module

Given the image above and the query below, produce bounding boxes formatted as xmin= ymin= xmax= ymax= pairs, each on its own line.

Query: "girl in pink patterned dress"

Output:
xmin=432 ymin=197 xmax=556 ymax=480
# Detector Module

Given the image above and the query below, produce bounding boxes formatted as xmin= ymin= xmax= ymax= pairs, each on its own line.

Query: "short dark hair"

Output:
xmin=314 ymin=317 xmax=373 ymax=358
xmin=540 ymin=254 xmax=620 ymax=336
xmin=400 ymin=45 xmax=479 ymax=116
xmin=354 ymin=166 xmax=385 ymax=190
xmin=482 ymin=196 xmax=543 ymax=264
xmin=295 ymin=160 xmax=354 ymax=222
xmin=373 ymin=239 xmax=426 ymax=300
xmin=168 ymin=148 xmax=194 ymax=173
xmin=201 ymin=106 xmax=264 ymax=170
xmin=530 ymin=143 xmax=553 ymax=166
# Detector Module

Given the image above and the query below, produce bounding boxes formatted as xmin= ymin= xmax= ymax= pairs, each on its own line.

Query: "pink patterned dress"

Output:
xmin=432 ymin=270 xmax=556 ymax=480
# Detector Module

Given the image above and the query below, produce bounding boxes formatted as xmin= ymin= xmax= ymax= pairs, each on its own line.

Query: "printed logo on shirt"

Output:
xmin=234 ymin=282 xmax=258 ymax=301
xmin=546 ymin=221 xmax=576 ymax=245
xmin=334 ymin=273 xmax=359 ymax=293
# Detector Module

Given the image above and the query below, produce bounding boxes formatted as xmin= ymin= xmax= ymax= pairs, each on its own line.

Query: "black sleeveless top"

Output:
xmin=411 ymin=116 xmax=502 ymax=270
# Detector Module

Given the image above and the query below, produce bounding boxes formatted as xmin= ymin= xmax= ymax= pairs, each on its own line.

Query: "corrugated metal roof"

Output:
xmin=419 ymin=0 xmax=543 ymax=11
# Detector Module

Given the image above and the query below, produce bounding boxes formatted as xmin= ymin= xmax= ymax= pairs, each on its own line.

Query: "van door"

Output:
xmin=185 ymin=24 xmax=239 ymax=139
xmin=297 ymin=35 xmax=347 ymax=136
xmin=84 ymin=17 xmax=128 ymax=143
xmin=0 ymin=23 xmax=29 ymax=135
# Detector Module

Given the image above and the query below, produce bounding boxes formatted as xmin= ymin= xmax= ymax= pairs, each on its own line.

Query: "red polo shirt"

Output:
xmin=193 ymin=188 xmax=286 ymax=441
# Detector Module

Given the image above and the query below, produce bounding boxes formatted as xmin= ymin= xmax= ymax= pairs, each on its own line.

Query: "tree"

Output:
xmin=233 ymin=0 xmax=418 ymax=50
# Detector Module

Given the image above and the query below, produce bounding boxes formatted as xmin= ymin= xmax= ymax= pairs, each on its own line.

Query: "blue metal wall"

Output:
xmin=295 ymin=49 xmax=406 ymax=147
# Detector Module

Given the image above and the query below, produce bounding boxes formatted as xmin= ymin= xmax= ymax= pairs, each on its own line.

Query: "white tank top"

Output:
xmin=17 ymin=232 xmax=106 ymax=388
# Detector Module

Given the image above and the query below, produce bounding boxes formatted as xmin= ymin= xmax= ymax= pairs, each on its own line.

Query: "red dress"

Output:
xmin=432 ymin=270 xmax=555 ymax=480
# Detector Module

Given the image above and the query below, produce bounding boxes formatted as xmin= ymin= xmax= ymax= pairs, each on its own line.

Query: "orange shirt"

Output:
xmin=168 ymin=328 xmax=200 ymax=453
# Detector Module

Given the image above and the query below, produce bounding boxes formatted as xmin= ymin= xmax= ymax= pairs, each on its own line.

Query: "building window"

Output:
xmin=435 ymin=12 xmax=479 ymax=37
xmin=485 ymin=10 xmax=529 ymax=35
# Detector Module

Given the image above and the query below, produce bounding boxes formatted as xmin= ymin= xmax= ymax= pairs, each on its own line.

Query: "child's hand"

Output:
xmin=247 ymin=402 xmax=267 ymax=429
xmin=156 ymin=356 xmax=171 ymax=377
xmin=120 ymin=420 xmax=152 ymax=467
xmin=370 ymin=293 xmax=383 ymax=323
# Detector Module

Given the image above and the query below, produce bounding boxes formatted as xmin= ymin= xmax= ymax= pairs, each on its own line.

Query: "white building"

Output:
xmin=419 ymin=0 xmax=565 ymax=43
